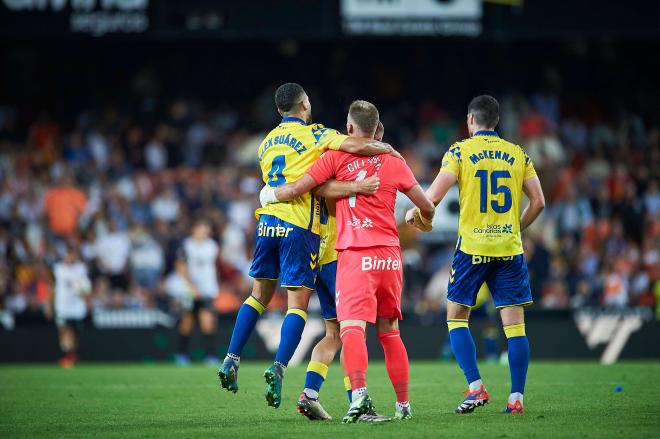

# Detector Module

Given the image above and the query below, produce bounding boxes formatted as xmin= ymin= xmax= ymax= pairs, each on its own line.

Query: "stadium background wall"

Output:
xmin=1 ymin=311 xmax=659 ymax=363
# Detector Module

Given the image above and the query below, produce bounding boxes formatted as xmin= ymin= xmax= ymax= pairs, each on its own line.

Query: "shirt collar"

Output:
xmin=474 ymin=130 xmax=499 ymax=137
xmin=281 ymin=116 xmax=307 ymax=125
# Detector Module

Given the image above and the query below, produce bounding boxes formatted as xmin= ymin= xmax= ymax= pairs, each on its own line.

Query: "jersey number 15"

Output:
xmin=475 ymin=170 xmax=512 ymax=214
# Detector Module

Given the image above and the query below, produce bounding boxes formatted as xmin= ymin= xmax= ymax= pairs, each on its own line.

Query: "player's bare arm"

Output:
xmin=403 ymin=184 xmax=436 ymax=232
xmin=338 ymin=136 xmax=403 ymax=160
xmin=425 ymin=169 xmax=458 ymax=205
xmin=313 ymin=175 xmax=380 ymax=199
xmin=405 ymin=169 xmax=456 ymax=230
xmin=261 ymin=173 xmax=379 ymax=206
xmin=520 ymin=175 xmax=545 ymax=231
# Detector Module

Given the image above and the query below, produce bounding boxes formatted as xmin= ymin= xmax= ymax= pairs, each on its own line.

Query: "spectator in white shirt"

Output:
xmin=95 ymin=220 xmax=131 ymax=292
xmin=174 ymin=220 xmax=220 ymax=366
xmin=151 ymin=187 xmax=180 ymax=222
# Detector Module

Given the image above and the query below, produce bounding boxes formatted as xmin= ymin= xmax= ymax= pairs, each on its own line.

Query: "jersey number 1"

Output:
xmin=348 ymin=170 xmax=368 ymax=208
xmin=267 ymin=155 xmax=286 ymax=187
xmin=475 ymin=170 xmax=512 ymax=213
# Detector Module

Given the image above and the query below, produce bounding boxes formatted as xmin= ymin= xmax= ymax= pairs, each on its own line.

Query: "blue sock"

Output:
xmin=504 ymin=324 xmax=529 ymax=394
xmin=447 ymin=320 xmax=481 ymax=384
xmin=304 ymin=361 xmax=328 ymax=394
xmin=226 ymin=296 xmax=265 ymax=358
xmin=274 ymin=308 xmax=307 ymax=366
xmin=344 ymin=376 xmax=352 ymax=403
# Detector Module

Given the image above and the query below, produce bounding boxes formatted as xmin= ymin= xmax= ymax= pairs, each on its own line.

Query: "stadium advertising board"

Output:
xmin=341 ymin=0 xmax=482 ymax=36
xmin=1 ymin=0 xmax=149 ymax=37
xmin=1 ymin=309 xmax=658 ymax=363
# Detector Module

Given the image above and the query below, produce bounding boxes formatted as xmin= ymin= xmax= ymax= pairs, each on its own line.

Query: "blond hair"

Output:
xmin=348 ymin=100 xmax=379 ymax=137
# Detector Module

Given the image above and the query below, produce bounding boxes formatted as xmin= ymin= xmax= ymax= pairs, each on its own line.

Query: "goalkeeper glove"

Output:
xmin=259 ymin=185 xmax=279 ymax=207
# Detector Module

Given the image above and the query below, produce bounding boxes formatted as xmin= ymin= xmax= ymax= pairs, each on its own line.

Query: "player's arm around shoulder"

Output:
xmin=313 ymin=175 xmax=380 ymax=200
xmin=260 ymin=149 xmax=339 ymax=205
xmin=313 ymin=123 xmax=403 ymax=159
xmin=260 ymin=174 xmax=318 ymax=206
xmin=338 ymin=136 xmax=401 ymax=159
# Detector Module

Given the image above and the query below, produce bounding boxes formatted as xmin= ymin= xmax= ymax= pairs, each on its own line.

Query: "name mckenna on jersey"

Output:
xmin=468 ymin=149 xmax=516 ymax=165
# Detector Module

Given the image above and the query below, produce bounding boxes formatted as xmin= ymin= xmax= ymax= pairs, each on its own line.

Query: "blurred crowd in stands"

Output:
xmin=0 ymin=87 xmax=658 ymax=323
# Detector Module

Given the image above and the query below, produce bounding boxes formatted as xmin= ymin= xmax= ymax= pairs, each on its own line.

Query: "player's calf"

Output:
xmin=502 ymin=309 xmax=529 ymax=415
xmin=377 ymin=326 xmax=412 ymax=420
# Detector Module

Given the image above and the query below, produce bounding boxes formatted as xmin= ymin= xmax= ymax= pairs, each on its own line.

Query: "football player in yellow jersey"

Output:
xmin=219 ymin=83 xmax=392 ymax=408
xmin=296 ymin=121 xmax=388 ymax=422
xmin=406 ymin=95 xmax=545 ymax=414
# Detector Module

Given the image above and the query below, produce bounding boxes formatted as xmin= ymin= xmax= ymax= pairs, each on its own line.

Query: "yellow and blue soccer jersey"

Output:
xmin=318 ymin=199 xmax=338 ymax=266
xmin=441 ymin=130 xmax=537 ymax=257
xmin=444 ymin=130 xmax=534 ymax=309
xmin=316 ymin=198 xmax=338 ymax=319
xmin=255 ymin=117 xmax=347 ymax=235
xmin=249 ymin=117 xmax=346 ymax=289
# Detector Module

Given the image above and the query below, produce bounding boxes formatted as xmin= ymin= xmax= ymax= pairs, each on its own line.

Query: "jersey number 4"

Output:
xmin=267 ymin=155 xmax=287 ymax=187
xmin=475 ymin=170 xmax=512 ymax=213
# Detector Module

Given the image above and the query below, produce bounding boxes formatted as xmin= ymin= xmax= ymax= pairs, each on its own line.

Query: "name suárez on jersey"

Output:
xmin=347 ymin=156 xmax=381 ymax=173
xmin=469 ymin=149 xmax=516 ymax=166
xmin=258 ymin=134 xmax=306 ymax=161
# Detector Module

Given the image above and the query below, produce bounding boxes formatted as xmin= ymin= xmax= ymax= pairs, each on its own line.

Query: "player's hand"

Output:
xmin=356 ymin=175 xmax=380 ymax=195
xmin=406 ymin=207 xmax=434 ymax=232
xmin=259 ymin=185 xmax=278 ymax=207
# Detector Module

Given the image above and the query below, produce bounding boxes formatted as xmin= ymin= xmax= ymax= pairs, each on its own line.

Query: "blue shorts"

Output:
xmin=249 ymin=215 xmax=320 ymax=290
xmin=316 ymin=261 xmax=337 ymax=320
xmin=447 ymin=250 xmax=532 ymax=309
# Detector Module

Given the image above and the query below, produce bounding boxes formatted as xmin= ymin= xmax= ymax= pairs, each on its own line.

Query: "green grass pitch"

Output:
xmin=1 ymin=361 xmax=658 ymax=438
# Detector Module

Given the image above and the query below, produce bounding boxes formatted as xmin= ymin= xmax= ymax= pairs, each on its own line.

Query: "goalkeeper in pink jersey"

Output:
xmin=261 ymin=100 xmax=435 ymax=423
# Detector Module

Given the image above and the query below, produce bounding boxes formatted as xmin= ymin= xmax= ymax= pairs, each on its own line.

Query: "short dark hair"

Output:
xmin=348 ymin=100 xmax=379 ymax=136
xmin=275 ymin=83 xmax=306 ymax=113
xmin=468 ymin=95 xmax=499 ymax=128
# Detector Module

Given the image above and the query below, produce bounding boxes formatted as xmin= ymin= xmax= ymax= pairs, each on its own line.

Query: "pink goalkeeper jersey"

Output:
xmin=307 ymin=151 xmax=418 ymax=251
